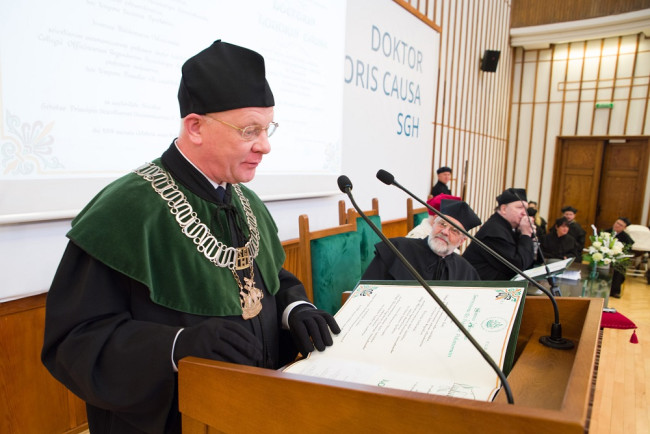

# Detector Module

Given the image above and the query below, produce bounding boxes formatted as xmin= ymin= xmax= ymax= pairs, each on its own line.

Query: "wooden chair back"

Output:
xmin=406 ymin=197 xmax=428 ymax=231
xmin=297 ymin=214 xmax=362 ymax=314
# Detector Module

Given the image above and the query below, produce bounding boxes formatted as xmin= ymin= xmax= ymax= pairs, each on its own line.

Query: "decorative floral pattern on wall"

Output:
xmin=1 ymin=112 xmax=63 ymax=175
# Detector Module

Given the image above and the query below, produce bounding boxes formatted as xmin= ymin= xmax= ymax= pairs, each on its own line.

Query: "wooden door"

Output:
xmin=549 ymin=138 xmax=604 ymax=235
xmin=550 ymin=137 xmax=650 ymax=238
xmin=595 ymin=140 xmax=649 ymax=230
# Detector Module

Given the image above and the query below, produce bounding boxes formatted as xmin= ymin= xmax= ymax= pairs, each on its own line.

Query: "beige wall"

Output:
xmin=508 ymin=33 xmax=650 ymax=225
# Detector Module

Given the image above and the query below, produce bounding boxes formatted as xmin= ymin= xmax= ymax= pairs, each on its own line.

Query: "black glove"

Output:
xmin=174 ymin=318 xmax=263 ymax=366
xmin=288 ymin=305 xmax=341 ymax=357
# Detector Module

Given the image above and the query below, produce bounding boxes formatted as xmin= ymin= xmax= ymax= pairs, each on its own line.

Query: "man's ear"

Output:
xmin=183 ymin=114 xmax=204 ymax=144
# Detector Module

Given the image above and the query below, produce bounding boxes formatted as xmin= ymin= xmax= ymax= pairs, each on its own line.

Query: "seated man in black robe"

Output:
xmin=362 ymin=199 xmax=481 ymax=281
xmin=462 ymin=188 xmax=535 ymax=280
xmin=41 ymin=41 xmax=340 ymax=434
xmin=605 ymin=217 xmax=635 ymax=298
xmin=561 ymin=205 xmax=586 ymax=255
xmin=541 ymin=217 xmax=579 ymax=260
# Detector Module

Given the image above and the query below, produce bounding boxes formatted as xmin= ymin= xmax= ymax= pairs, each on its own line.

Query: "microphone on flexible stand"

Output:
xmin=337 ymin=175 xmax=515 ymax=404
xmin=515 ymin=190 xmax=562 ymax=297
xmin=376 ymin=169 xmax=574 ymax=350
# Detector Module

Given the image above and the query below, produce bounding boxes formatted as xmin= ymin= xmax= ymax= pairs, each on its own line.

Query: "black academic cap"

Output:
xmin=439 ymin=199 xmax=482 ymax=231
xmin=437 ymin=166 xmax=452 ymax=174
xmin=561 ymin=206 xmax=578 ymax=213
xmin=496 ymin=188 xmax=527 ymax=205
xmin=178 ymin=40 xmax=275 ymax=118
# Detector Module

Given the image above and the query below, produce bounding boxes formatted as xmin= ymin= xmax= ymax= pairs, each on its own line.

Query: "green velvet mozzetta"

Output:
xmin=310 ymin=231 xmax=362 ymax=315
xmin=67 ymin=161 xmax=286 ymax=316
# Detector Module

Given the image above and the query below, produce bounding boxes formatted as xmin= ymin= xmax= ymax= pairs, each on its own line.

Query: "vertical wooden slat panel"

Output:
xmin=539 ymin=46 xmax=556 ymax=214
xmin=511 ymin=49 xmax=525 ymax=189
xmin=511 ymin=31 xmax=650 ymax=225
xmin=589 ymin=39 xmax=605 ymax=135
xmin=400 ymin=0 xmax=514 ymax=223
xmin=430 ymin=0 xmax=443 ymax=190
xmin=574 ymin=41 xmax=587 ymax=135
xmin=464 ymin=0 xmax=479 ymax=204
xmin=470 ymin=2 xmax=489 ymax=216
xmin=558 ymin=43 xmax=571 ymax=136
xmin=447 ymin=0 xmax=459 ymax=173
xmin=623 ymin=34 xmax=640 ymax=135
xmin=525 ymin=50 xmax=540 ymax=192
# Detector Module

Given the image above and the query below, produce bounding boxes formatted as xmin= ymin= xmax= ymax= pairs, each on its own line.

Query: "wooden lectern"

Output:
xmin=179 ymin=297 xmax=602 ymax=434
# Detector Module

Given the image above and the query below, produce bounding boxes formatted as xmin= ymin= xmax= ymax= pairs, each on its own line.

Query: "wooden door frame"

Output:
xmin=549 ymin=135 xmax=650 ymax=229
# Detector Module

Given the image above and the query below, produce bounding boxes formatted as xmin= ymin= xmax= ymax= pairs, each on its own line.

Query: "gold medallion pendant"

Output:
xmin=232 ymin=265 xmax=263 ymax=320
xmin=240 ymin=275 xmax=264 ymax=320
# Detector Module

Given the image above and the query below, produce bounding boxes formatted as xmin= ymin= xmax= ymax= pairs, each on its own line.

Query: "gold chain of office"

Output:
xmin=133 ymin=162 xmax=260 ymax=271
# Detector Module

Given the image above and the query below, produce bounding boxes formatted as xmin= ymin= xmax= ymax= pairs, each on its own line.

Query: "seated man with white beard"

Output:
xmin=362 ymin=199 xmax=481 ymax=281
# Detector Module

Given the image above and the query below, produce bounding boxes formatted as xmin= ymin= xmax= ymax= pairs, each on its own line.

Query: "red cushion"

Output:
xmin=601 ymin=311 xmax=636 ymax=330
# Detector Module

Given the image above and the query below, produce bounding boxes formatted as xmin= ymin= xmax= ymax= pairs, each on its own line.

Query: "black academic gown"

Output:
xmin=41 ymin=143 xmax=309 ymax=434
xmin=567 ymin=221 xmax=586 ymax=253
xmin=604 ymin=227 xmax=635 ymax=296
xmin=605 ymin=227 xmax=634 ymax=246
xmin=462 ymin=212 xmax=535 ymax=280
xmin=430 ymin=181 xmax=451 ymax=197
xmin=362 ymin=237 xmax=480 ymax=281
xmin=540 ymin=232 xmax=579 ymax=259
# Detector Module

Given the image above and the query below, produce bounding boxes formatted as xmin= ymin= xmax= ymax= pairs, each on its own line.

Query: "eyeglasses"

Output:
xmin=434 ymin=219 xmax=463 ymax=237
xmin=204 ymin=115 xmax=278 ymax=141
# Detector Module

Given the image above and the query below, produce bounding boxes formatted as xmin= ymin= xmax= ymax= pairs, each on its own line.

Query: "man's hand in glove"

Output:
xmin=288 ymin=305 xmax=341 ymax=357
xmin=174 ymin=318 xmax=263 ymax=366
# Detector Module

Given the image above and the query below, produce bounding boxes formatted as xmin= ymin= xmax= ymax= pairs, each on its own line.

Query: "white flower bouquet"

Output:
xmin=583 ymin=230 xmax=631 ymax=274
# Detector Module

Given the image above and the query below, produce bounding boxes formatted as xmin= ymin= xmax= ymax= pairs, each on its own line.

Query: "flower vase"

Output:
xmin=596 ymin=263 xmax=612 ymax=279
xmin=583 ymin=263 xmax=611 ymax=307
xmin=588 ymin=262 xmax=598 ymax=280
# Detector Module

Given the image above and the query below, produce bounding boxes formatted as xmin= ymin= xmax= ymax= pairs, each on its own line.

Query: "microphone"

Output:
xmin=337 ymin=175 xmax=515 ymax=404
xmin=511 ymin=189 xmax=562 ymax=297
xmin=376 ymin=169 xmax=574 ymax=350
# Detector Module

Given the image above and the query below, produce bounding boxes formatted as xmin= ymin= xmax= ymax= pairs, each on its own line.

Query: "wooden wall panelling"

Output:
xmin=628 ymin=34 xmax=649 ymax=135
xmin=427 ymin=0 xmax=512 ymax=224
xmin=511 ymin=0 xmax=650 ymax=28
xmin=595 ymin=139 xmax=650 ymax=228
xmin=1 ymin=211 xmax=410 ymax=434
xmin=549 ymin=138 xmax=605 ymax=231
xmin=509 ymin=32 xmax=650 ymax=225
xmin=589 ymin=39 xmax=606 ymax=135
xmin=0 ymin=294 xmax=87 ymax=434
xmin=380 ymin=218 xmax=407 ymax=238
xmin=281 ymin=239 xmax=300 ymax=278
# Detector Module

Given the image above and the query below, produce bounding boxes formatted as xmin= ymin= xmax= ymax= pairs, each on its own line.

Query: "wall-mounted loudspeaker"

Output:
xmin=480 ymin=50 xmax=500 ymax=72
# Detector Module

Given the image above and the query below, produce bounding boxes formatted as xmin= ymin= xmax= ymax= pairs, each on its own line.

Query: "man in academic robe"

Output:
xmin=41 ymin=41 xmax=340 ymax=434
xmin=540 ymin=217 xmax=580 ymax=260
xmin=362 ymin=199 xmax=481 ymax=281
xmin=406 ymin=193 xmax=461 ymax=239
xmin=462 ymin=188 xmax=536 ymax=280
xmin=605 ymin=217 xmax=635 ymax=298
xmin=430 ymin=166 xmax=452 ymax=197
xmin=561 ymin=205 xmax=586 ymax=255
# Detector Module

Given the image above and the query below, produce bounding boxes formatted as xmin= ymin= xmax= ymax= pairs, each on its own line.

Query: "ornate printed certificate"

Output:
xmin=283 ymin=281 xmax=526 ymax=402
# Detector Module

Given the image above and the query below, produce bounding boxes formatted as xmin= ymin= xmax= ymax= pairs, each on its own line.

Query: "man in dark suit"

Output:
xmin=605 ymin=217 xmax=634 ymax=298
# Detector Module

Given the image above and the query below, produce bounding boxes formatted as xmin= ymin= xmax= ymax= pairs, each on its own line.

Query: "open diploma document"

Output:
xmin=283 ymin=282 xmax=526 ymax=402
